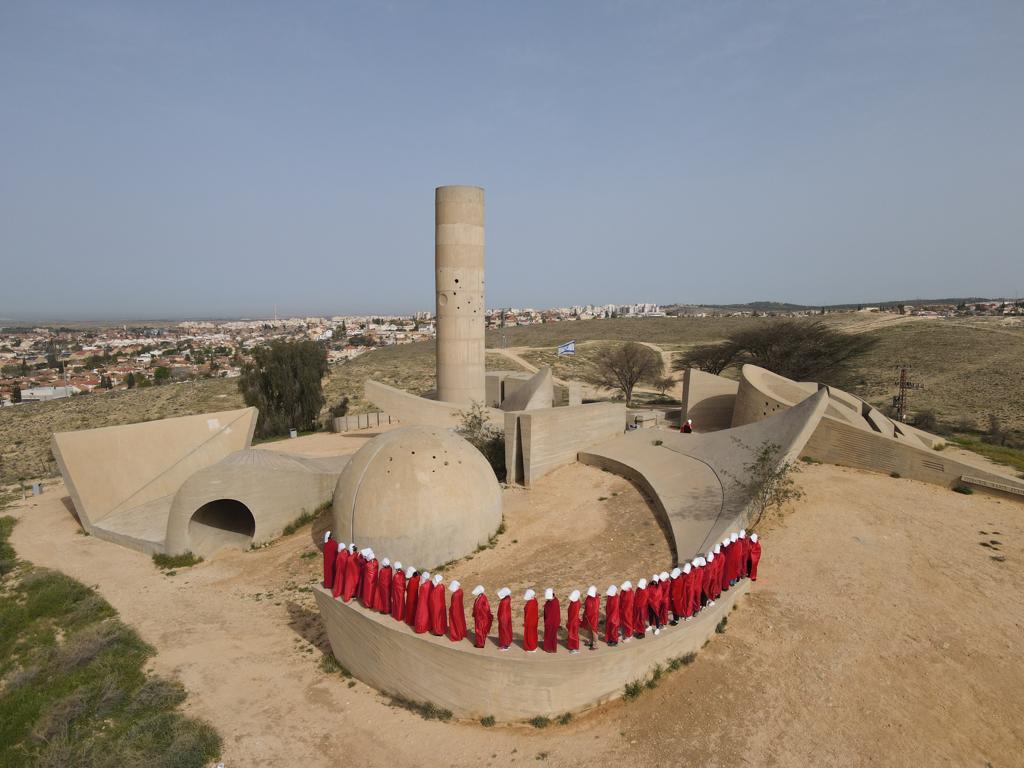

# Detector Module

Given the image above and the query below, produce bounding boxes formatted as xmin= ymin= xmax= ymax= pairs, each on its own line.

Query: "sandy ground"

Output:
xmin=7 ymin=458 xmax=1024 ymax=767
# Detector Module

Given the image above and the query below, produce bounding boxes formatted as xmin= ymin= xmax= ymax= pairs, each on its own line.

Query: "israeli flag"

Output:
xmin=557 ymin=340 xmax=576 ymax=356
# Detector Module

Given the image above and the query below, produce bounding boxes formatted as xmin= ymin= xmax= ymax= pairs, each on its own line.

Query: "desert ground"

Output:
xmin=7 ymin=427 xmax=1023 ymax=767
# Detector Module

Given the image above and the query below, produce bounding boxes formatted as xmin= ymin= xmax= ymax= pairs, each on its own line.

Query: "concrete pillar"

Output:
xmin=435 ymin=185 xmax=486 ymax=404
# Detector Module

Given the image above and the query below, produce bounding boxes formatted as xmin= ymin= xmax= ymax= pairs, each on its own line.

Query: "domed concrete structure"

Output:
xmin=331 ymin=426 xmax=502 ymax=569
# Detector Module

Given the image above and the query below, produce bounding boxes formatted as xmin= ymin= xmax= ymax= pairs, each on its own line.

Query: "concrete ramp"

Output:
xmin=51 ymin=407 xmax=257 ymax=553
xmin=580 ymin=390 xmax=828 ymax=558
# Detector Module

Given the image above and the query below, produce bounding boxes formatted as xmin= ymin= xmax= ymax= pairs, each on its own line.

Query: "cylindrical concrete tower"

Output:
xmin=435 ymin=185 xmax=486 ymax=404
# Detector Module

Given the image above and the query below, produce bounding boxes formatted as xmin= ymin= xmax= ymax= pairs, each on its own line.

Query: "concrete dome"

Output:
xmin=331 ymin=426 xmax=502 ymax=570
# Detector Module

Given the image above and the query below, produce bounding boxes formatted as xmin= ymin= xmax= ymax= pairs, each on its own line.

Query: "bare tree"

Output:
xmin=584 ymin=342 xmax=662 ymax=406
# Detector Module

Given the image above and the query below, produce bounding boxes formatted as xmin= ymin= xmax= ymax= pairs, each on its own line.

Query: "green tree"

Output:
xmin=11 ymin=385 xmax=21 ymax=404
xmin=153 ymin=366 xmax=171 ymax=384
xmin=455 ymin=402 xmax=506 ymax=481
xmin=135 ymin=373 xmax=151 ymax=388
xmin=99 ymin=375 xmax=113 ymax=389
xmin=583 ymin=342 xmax=662 ymax=406
xmin=727 ymin=440 xmax=804 ymax=529
xmin=238 ymin=340 xmax=328 ymax=437
xmin=126 ymin=372 xmax=136 ymax=389
xmin=673 ymin=319 xmax=878 ymax=389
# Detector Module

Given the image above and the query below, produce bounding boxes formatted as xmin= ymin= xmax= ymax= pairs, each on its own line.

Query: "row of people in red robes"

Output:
xmin=320 ymin=528 xmax=761 ymax=653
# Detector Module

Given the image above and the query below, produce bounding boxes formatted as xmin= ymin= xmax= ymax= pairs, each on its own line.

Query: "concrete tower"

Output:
xmin=435 ymin=185 xmax=486 ymax=404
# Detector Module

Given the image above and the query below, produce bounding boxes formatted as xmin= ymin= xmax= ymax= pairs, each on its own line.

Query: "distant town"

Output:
xmin=1 ymin=298 xmax=1020 ymax=406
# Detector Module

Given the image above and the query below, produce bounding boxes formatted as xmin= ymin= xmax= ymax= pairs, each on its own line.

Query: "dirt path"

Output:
xmin=8 ymin=463 xmax=1023 ymax=767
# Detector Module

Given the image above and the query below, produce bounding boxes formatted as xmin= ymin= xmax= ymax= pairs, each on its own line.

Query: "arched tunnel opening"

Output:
xmin=187 ymin=499 xmax=256 ymax=555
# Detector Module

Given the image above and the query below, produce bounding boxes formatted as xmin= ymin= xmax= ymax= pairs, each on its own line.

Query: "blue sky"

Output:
xmin=1 ymin=1 xmax=1022 ymax=319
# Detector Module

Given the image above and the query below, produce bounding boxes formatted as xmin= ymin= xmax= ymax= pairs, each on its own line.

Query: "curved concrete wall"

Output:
xmin=681 ymin=368 xmax=739 ymax=432
xmin=364 ymin=379 xmax=503 ymax=429
xmin=314 ymin=579 xmax=747 ymax=720
xmin=165 ymin=450 xmax=346 ymax=556
xmin=435 ymin=185 xmax=486 ymax=404
xmin=732 ymin=365 xmax=1024 ymax=494
xmin=501 ymin=366 xmax=554 ymax=412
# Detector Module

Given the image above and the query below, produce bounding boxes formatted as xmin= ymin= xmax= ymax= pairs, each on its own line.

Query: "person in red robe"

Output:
xmin=497 ymin=587 xmax=513 ymax=650
xmin=322 ymin=531 xmax=338 ymax=588
xmin=412 ymin=571 xmax=431 ymax=633
xmin=331 ymin=543 xmax=350 ymax=599
xmin=719 ymin=539 xmax=732 ymax=593
xmin=359 ymin=550 xmax=379 ymax=609
xmin=404 ymin=568 xmax=422 ymax=626
xmin=689 ymin=558 xmax=705 ymax=615
xmin=749 ymin=533 xmax=762 ymax=581
xmin=341 ymin=546 xmax=361 ymax=603
xmin=633 ymin=578 xmax=649 ymax=638
xmin=669 ymin=567 xmax=684 ymax=624
xmin=702 ymin=553 xmax=716 ymax=606
xmin=471 ymin=585 xmax=492 ymax=648
xmin=711 ymin=544 xmax=724 ymax=599
xmin=727 ymin=533 xmax=742 ymax=586
xmin=428 ymin=574 xmax=448 ymax=636
xmin=522 ymin=589 xmax=539 ymax=652
xmin=658 ymin=571 xmax=671 ymax=627
xmin=681 ymin=418 xmax=693 ymax=433
xmin=375 ymin=558 xmax=392 ymax=614
xmin=390 ymin=562 xmax=406 ymax=622
xmin=566 ymin=590 xmax=581 ymax=654
xmin=618 ymin=581 xmax=634 ymax=642
xmin=447 ymin=580 xmax=466 ymax=642
xmin=542 ymin=588 xmax=560 ymax=653
xmin=583 ymin=586 xmax=600 ymax=650
xmin=604 ymin=585 xmax=620 ymax=645
xmin=739 ymin=529 xmax=750 ymax=578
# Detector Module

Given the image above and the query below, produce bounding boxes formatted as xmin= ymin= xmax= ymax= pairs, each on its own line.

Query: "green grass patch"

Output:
xmin=386 ymin=694 xmax=452 ymax=721
xmin=300 ymin=550 xmax=318 ymax=560
xmin=623 ymin=680 xmax=645 ymax=700
xmin=152 ymin=551 xmax=203 ymax=570
xmin=318 ymin=654 xmax=352 ymax=678
xmin=0 ymin=516 xmax=221 ymax=767
xmin=556 ymin=712 xmax=573 ymax=725
xmin=950 ymin=437 xmax=1024 ymax=474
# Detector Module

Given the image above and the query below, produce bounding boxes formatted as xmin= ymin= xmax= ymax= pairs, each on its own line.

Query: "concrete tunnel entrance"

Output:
xmin=187 ymin=499 xmax=256 ymax=555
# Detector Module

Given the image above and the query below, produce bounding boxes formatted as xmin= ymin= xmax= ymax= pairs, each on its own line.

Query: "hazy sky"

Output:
xmin=1 ymin=1 xmax=1022 ymax=319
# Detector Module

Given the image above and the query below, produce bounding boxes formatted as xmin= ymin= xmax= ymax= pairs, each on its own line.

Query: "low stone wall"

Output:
xmin=314 ymin=579 xmax=748 ymax=720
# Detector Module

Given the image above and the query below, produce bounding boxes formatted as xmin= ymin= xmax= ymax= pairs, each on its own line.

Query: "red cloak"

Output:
xmin=657 ymin=580 xmax=670 ymax=625
xmin=719 ymin=545 xmax=732 ymax=592
xmin=566 ymin=600 xmax=581 ymax=651
xmin=749 ymin=540 xmax=762 ymax=581
xmin=670 ymin=574 xmax=685 ymax=618
xmin=331 ymin=548 xmax=349 ymax=598
xmin=741 ymin=537 xmax=752 ymax=577
xmin=604 ymin=593 xmax=620 ymax=644
xmin=497 ymin=596 xmax=513 ymax=648
xmin=376 ymin=565 xmax=392 ymax=614
xmin=413 ymin=580 xmax=431 ymax=634
xmin=428 ymin=582 xmax=448 ymax=636
xmin=727 ymin=541 xmax=743 ymax=584
xmin=619 ymin=588 xmax=634 ymax=639
xmin=584 ymin=595 xmax=600 ymax=632
xmin=542 ymin=598 xmax=560 ymax=653
xmin=633 ymin=586 xmax=649 ymax=634
xmin=701 ymin=561 xmax=716 ymax=605
xmin=341 ymin=552 xmax=360 ymax=602
xmin=404 ymin=574 xmax=420 ymax=626
xmin=448 ymin=588 xmax=466 ymax=642
xmin=523 ymin=598 xmax=539 ymax=651
xmin=472 ymin=594 xmax=493 ymax=648
xmin=322 ymin=538 xmax=338 ymax=588
xmin=390 ymin=570 xmax=406 ymax=622
xmin=360 ymin=558 xmax=379 ymax=609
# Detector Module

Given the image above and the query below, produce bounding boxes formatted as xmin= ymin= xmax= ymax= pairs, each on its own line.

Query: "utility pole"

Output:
xmin=892 ymin=364 xmax=924 ymax=423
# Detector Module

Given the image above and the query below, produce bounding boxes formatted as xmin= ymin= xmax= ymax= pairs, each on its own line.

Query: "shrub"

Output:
xmin=387 ymin=695 xmax=452 ymax=721
xmin=152 ymin=552 xmax=203 ymax=570
xmin=623 ymin=680 xmax=645 ymax=700
xmin=528 ymin=715 xmax=550 ymax=729
xmin=456 ymin=402 xmax=507 ymax=481
xmin=952 ymin=483 xmax=974 ymax=495
xmin=715 ymin=617 xmax=728 ymax=634
xmin=319 ymin=654 xmax=352 ymax=678
xmin=480 ymin=715 xmax=496 ymax=727
xmin=890 ymin=471 xmax=901 ymax=478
